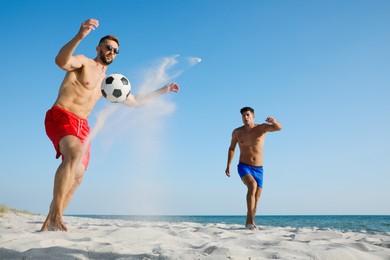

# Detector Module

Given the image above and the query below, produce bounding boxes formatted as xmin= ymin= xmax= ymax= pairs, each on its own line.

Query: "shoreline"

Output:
xmin=67 ymin=214 xmax=390 ymax=233
xmin=1 ymin=212 xmax=390 ymax=259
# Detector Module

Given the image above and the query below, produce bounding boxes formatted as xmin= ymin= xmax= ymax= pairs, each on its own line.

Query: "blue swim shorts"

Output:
xmin=237 ymin=163 xmax=264 ymax=188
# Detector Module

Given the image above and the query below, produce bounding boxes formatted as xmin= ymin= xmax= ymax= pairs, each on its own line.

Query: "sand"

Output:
xmin=1 ymin=212 xmax=389 ymax=259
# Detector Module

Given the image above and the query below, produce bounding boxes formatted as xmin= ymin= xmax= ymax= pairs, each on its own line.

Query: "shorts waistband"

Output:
xmin=51 ymin=106 xmax=88 ymax=122
xmin=238 ymin=162 xmax=263 ymax=168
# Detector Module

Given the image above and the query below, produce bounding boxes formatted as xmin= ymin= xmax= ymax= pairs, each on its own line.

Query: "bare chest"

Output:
xmin=78 ymin=65 xmax=106 ymax=90
xmin=237 ymin=130 xmax=265 ymax=147
xmin=56 ymin=64 xmax=106 ymax=114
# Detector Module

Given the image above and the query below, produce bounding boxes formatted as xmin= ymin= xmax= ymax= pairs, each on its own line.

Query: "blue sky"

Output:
xmin=1 ymin=0 xmax=389 ymax=216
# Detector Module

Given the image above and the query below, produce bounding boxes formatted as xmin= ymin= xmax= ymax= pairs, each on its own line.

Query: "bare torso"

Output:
xmin=53 ymin=56 xmax=106 ymax=119
xmin=235 ymin=124 xmax=267 ymax=167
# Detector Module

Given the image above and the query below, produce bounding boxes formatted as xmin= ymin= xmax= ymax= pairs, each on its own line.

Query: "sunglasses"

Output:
xmin=104 ymin=45 xmax=119 ymax=54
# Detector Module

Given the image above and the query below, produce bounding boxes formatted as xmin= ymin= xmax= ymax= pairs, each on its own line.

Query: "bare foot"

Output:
xmin=41 ymin=213 xmax=68 ymax=232
xmin=245 ymin=224 xmax=258 ymax=230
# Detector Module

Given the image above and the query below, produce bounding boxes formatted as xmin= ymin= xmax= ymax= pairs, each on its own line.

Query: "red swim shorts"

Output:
xmin=45 ymin=106 xmax=91 ymax=169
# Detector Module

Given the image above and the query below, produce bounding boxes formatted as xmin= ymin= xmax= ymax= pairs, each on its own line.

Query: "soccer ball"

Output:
xmin=101 ymin=73 xmax=131 ymax=103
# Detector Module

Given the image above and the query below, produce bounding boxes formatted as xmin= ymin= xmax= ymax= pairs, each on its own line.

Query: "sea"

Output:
xmin=68 ymin=215 xmax=390 ymax=234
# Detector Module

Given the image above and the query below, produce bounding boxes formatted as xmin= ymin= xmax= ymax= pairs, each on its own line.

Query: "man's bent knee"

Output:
xmin=242 ymin=175 xmax=256 ymax=187
xmin=59 ymin=136 xmax=84 ymax=155
xmin=60 ymin=138 xmax=85 ymax=164
xmin=73 ymin=176 xmax=83 ymax=187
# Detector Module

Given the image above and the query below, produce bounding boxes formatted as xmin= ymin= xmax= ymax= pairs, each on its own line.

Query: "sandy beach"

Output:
xmin=1 ymin=212 xmax=389 ymax=260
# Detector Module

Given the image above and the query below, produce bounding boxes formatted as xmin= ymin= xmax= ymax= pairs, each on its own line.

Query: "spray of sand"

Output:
xmin=88 ymin=55 xmax=200 ymax=143
xmin=86 ymin=55 xmax=201 ymax=214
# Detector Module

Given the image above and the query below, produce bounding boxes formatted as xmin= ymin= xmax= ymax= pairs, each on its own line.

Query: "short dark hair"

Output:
xmin=99 ymin=35 xmax=120 ymax=46
xmin=240 ymin=107 xmax=254 ymax=115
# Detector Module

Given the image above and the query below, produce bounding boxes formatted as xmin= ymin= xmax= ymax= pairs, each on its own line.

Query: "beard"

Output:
xmin=99 ymin=51 xmax=113 ymax=65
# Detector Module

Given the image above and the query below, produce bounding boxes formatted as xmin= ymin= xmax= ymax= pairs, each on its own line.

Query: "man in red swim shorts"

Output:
xmin=41 ymin=18 xmax=179 ymax=232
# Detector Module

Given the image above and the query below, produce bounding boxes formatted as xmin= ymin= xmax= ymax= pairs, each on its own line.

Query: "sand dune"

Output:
xmin=1 ymin=212 xmax=389 ymax=259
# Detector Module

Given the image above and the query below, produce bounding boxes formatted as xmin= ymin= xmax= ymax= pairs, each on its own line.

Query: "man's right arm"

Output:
xmin=55 ymin=37 xmax=84 ymax=71
xmin=55 ymin=19 xmax=99 ymax=71
xmin=225 ymin=130 xmax=238 ymax=177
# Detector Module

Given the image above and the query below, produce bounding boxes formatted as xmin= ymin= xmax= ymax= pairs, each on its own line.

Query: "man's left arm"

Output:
xmin=123 ymin=82 xmax=179 ymax=107
xmin=264 ymin=117 xmax=283 ymax=132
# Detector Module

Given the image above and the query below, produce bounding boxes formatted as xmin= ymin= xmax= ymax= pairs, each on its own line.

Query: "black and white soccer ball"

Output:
xmin=101 ymin=73 xmax=131 ymax=103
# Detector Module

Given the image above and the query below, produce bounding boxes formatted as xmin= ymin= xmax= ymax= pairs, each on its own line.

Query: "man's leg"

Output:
xmin=242 ymin=174 xmax=258 ymax=229
xmin=253 ymin=187 xmax=262 ymax=216
xmin=62 ymin=164 xmax=85 ymax=213
xmin=41 ymin=136 xmax=84 ymax=231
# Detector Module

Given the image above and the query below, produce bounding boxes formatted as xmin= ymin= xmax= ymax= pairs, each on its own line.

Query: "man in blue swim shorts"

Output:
xmin=225 ymin=107 xmax=282 ymax=230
